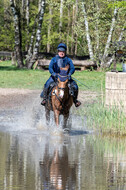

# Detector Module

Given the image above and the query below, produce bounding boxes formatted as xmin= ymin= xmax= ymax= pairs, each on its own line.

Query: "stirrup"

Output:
xmin=75 ymin=100 xmax=81 ymax=107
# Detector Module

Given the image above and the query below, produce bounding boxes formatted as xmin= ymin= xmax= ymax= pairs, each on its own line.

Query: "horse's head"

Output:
xmin=57 ymin=77 xmax=69 ymax=99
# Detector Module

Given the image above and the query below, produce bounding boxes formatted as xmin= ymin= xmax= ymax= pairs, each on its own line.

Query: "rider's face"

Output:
xmin=58 ymin=51 xmax=65 ymax=58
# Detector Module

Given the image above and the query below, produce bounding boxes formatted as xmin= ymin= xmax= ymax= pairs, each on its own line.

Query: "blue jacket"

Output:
xmin=49 ymin=55 xmax=75 ymax=76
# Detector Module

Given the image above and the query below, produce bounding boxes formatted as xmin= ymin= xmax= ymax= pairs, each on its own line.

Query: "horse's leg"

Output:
xmin=63 ymin=112 xmax=69 ymax=129
xmin=54 ymin=110 xmax=60 ymax=126
xmin=45 ymin=108 xmax=50 ymax=126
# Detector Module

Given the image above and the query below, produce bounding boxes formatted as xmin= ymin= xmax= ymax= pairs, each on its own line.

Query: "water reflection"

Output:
xmin=0 ymin=130 xmax=126 ymax=190
xmin=40 ymin=145 xmax=76 ymax=190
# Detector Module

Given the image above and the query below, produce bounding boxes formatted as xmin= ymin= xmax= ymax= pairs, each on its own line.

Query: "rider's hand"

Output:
xmin=52 ymin=72 xmax=57 ymax=82
xmin=68 ymin=73 xmax=71 ymax=80
xmin=52 ymin=72 xmax=57 ymax=77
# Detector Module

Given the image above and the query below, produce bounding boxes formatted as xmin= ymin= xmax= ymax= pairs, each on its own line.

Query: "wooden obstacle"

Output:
xmin=0 ymin=51 xmax=12 ymax=60
xmin=0 ymin=51 xmax=96 ymax=70
xmin=105 ymin=72 xmax=126 ymax=110
xmin=37 ymin=59 xmax=95 ymax=70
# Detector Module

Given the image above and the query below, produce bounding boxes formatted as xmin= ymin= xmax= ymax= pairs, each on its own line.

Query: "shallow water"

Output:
xmin=0 ymin=98 xmax=126 ymax=190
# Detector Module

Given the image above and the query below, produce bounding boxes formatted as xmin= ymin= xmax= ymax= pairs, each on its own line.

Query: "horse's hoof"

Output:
xmin=63 ymin=128 xmax=70 ymax=133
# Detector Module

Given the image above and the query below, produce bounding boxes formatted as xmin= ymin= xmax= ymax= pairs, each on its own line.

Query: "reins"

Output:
xmin=58 ymin=74 xmax=89 ymax=89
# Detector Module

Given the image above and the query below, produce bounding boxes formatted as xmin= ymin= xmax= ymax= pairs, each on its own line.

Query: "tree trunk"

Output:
xmin=26 ymin=0 xmax=45 ymax=69
xmin=59 ymin=0 xmax=63 ymax=33
xmin=71 ymin=4 xmax=75 ymax=55
xmin=47 ymin=5 xmax=52 ymax=53
xmin=26 ymin=0 xmax=30 ymax=51
xmin=75 ymin=0 xmax=78 ymax=55
xmin=94 ymin=0 xmax=100 ymax=62
xmin=38 ymin=0 xmax=41 ymax=12
xmin=101 ymin=8 xmax=118 ymax=67
xmin=101 ymin=26 xmax=125 ymax=68
xmin=25 ymin=15 xmax=38 ymax=66
xmin=118 ymin=26 xmax=125 ymax=41
xmin=10 ymin=0 xmax=24 ymax=68
xmin=22 ymin=0 xmax=25 ymax=16
xmin=67 ymin=6 xmax=70 ymax=55
xmin=81 ymin=2 xmax=94 ymax=61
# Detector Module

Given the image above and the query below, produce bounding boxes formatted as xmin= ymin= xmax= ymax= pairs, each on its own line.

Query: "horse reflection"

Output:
xmin=40 ymin=145 xmax=76 ymax=189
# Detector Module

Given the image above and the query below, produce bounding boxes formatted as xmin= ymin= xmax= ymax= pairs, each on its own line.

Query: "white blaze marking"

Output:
xmin=59 ymin=90 xmax=64 ymax=98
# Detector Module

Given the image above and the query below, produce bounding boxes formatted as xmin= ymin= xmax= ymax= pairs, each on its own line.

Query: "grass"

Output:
xmin=0 ymin=60 xmax=105 ymax=91
xmin=0 ymin=60 xmax=126 ymax=136
xmin=77 ymin=100 xmax=126 ymax=136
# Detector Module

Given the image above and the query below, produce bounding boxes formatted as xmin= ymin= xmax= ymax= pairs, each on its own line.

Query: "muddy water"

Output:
xmin=0 ymin=95 xmax=126 ymax=190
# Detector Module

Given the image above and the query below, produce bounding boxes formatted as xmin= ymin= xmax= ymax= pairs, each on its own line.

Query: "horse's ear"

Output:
xmin=66 ymin=65 xmax=69 ymax=70
xmin=60 ymin=65 xmax=69 ymax=71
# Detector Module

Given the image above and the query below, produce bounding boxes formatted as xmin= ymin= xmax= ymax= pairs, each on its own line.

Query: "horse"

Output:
xmin=45 ymin=67 xmax=73 ymax=128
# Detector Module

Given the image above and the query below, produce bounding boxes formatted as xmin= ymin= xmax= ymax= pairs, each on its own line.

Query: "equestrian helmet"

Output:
xmin=57 ymin=43 xmax=67 ymax=52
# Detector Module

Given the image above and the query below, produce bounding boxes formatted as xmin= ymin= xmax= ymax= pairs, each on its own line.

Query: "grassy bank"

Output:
xmin=0 ymin=60 xmax=126 ymax=136
xmin=76 ymin=100 xmax=126 ymax=136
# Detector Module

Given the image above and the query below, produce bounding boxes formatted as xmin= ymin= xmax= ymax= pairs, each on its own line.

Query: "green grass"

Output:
xmin=0 ymin=60 xmax=105 ymax=91
xmin=0 ymin=61 xmax=50 ymax=89
xmin=76 ymin=99 xmax=126 ymax=136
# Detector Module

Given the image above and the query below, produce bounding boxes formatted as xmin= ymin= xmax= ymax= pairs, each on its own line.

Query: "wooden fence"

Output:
xmin=36 ymin=59 xmax=95 ymax=70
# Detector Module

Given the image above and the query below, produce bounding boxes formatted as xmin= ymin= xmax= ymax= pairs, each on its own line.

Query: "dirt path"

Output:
xmin=0 ymin=88 xmax=99 ymax=110
xmin=0 ymin=88 xmax=41 ymax=110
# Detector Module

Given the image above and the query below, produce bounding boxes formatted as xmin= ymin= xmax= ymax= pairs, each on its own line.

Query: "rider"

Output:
xmin=40 ymin=43 xmax=81 ymax=107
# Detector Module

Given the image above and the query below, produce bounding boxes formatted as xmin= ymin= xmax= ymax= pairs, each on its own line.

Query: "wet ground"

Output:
xmin=0 ymin=89 xmax=126 ymax=190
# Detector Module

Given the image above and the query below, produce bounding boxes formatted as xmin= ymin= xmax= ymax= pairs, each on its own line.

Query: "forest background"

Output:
xmin=0 ymin=0 xmax=126 ymax=69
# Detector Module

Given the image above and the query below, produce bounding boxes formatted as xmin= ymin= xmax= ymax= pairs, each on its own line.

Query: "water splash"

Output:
xmin=0 ymin=94 xmax=89 ymax=136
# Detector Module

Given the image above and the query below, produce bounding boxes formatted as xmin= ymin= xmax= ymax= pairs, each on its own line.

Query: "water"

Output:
xmin=0 ymin=96 xmax=126 ymax=190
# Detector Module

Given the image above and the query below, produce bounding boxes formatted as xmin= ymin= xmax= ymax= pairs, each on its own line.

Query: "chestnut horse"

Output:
xmin=45 ymin=68 xmax=73 ymax=128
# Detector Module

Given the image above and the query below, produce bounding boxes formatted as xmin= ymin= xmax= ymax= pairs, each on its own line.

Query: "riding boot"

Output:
xmin=73 ymin=91 xmax=81 ymax=107
xmin=41 ymin=87 xmax=48 ymax=106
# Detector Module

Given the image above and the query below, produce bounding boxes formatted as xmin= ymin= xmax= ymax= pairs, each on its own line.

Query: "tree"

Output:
xmin=81 ymin=1 xmax=94 ymax=61
xmin=25 ymin=0 xmax=46 ymax=69
xmin=101 ymin=7 xmax=118 ymax=67
xmin=0 ymin=0 xmax=125 ymax=69
xmin=10 ymin=0 xmax=46 ymax=69
xmin=10 ymin=0 xmax=24 ymax=68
